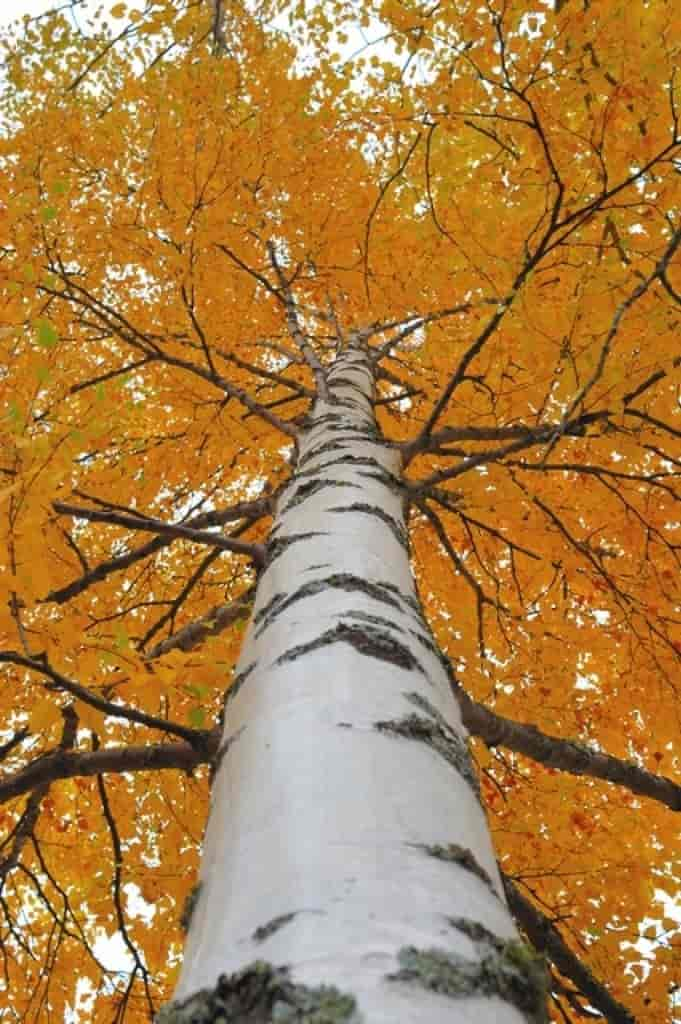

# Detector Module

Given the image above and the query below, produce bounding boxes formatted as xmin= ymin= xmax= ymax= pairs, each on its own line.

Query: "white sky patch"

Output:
xmin=1 ymin=0 xmax=104 ymax=28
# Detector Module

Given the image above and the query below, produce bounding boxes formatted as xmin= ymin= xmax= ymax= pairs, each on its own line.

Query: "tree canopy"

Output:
xmin=0 ymin=0 xmax=680 ymax=1020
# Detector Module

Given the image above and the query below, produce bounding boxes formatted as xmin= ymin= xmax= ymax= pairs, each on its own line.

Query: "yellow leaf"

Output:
xmin=29 ymin=697 xmax=61 ymax=734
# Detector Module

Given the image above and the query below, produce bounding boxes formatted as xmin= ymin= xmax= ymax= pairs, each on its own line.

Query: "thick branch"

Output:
xmin=45 ymin=491 xmax=276 ymax=604
xmin=0 ymin=737 xmax=217 ymax=806
xmin=53 ymin=502 xmax=266 ymax=567
xmin=0 ymin=651 xmax=209 ymax=747
xmin=0 ymin=708 xmax=77 ymax=890
xmin=456 ymin=687 xmax=681 ymax=812
xmin=504 ymin=878 xmax=635 ymax=1024
xmin=145 ymin=585 xmax=255 ymax=660
xmin=401 ymin=413 xmax=607 ymax=465
xmin=408 ymin=429 xmax=559 ymax=493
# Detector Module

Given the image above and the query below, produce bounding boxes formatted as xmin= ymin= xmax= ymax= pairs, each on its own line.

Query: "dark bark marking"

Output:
xmin=157 ymin=961 xmax=357 ymax=1024
xmin=304 ymin=419 xmax=358 ymax=439
xmin=328 ymin=503 xmax=409 ymax=551
xmin=276 ymin=621 xmax=425 ymax=674
xmin=225 ymin=661 xmax=257 ymax=705
xmin=292 ymin=454 xmax=385 ymax=483
xmin=405 ymin=625 xmax=444 ymax=661
xmin=297 ymin=437 xmax=385 ymax=468
xmin=326 ymin=400 xmax=368 ymax=417
xmin=344 ymin=609 xmax=406 ymax=633
xmin=317 ymin=425 xmax=379 ymax=440
xmin=388 ymin=939 xmax=548 ymax=1023
xmin=379 ymin=581 xmax=421 ymax=616
xmin=180 ymin=882 xmax=202 ymax=933
xmin=356 ymin=468 xmax=405 ymax=495
xmin=252 ymin=912 xmax=298 ymax=943
xmin=254 ymin=573 xmax=406 ymax=637
xmin=211 ymin=726 xmax=245 ymax=781
xmin=265 ymin=532 xmax=328 ymax=569
xmin=327 ymin=375 xmax=369 ymax=394
xmin=376 ymin=695 xmax=478 ymax=794
xmin=308 ymin=412 xmax=350 ymax=429
xmin=279 ymin=478 xmax=360 ymax=515
xmin=410 ymin=842 xmax=496 ymax=893
xmin=344 ymin=611 xmax=435 ymax=676
xmin=253 ymin=592 xmax=287 ymax=629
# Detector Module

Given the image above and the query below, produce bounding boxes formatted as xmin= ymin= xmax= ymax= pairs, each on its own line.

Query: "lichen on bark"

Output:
xmin=156 ymin=961 xmax=357 ymax=1024
xmin=388 ymin=932 xmax=548 ymax=1024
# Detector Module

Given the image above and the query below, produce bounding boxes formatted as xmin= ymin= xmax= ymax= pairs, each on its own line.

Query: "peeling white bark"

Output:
xmin=172 ymin=345 xmax=534 ymax=1022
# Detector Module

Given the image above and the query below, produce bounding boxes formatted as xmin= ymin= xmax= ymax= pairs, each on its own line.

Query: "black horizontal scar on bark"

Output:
xmin=292 ymin=454 xmax=387 ymax=482
xmin=264 ymin=532 xmax=328 ymax=569
xmin=275 ymin=620 xmax=426 ymax=673
xmin=225 ymin=660 xmax=257 ymax=704
xmin=297 ymin=437 xmax=385 ymax=467
xmin=252 ymin=911 xmax=298 ymax=943
xmin=306 ymin=412 xmax=353 ymax=429
xmin=375 ymin=693 xmax=479 ymax=794
xmin=345 ymin=610 xmax=439 ymax=662
xmin=326 ymin=396 xmax=368 ymax=412
xmin=328 ymin=503 xmax=409 ymax=551
xmin=254 ymin=573 xmax=406 ymax=636
xmin=344 ymin=609 xmax=408 ymax=633
xmin=409 ymin=842 xmax=496 ymax=894
xmin=357 ymin=468 xmax=405 ymax=496
xmin=328 ymin=375 xmax=369 ymax=392
xmin=279 ymin=478 xmax=361 ymax=514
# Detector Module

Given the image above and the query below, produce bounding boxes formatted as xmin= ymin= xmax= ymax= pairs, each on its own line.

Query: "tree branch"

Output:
xmin=455 ymin=685 xmax=681 ymax=812
xmin=0 ymin=737 xmax=217 ymax=807
xmin=144 ymin=585 xmax=256 ymax=660
xmin=52 ymin=502 xmax=267 ymax=567
xmin=45 ymin=491 xmax=276 ymax=604
xmin=504 ymin=877 xmax=635 ymax=1024
xmin=0 ymin=652 xmax=212 ymax=748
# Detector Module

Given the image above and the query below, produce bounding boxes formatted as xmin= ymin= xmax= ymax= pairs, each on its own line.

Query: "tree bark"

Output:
xmin=163 ymin=340 xmax=547 ymax=1022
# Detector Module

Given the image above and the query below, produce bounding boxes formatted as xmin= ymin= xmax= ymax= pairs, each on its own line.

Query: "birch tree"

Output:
xmin=0 ymin=0 xmax=680 ymax=1021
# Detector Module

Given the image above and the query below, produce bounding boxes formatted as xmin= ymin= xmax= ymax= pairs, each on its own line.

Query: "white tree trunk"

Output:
xmin=164 ymin=342 xmax=546 ymax=1023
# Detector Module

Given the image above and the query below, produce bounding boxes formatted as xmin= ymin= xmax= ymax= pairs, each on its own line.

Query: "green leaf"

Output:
xmin=36 ymin=319 xmax=58 ymax=349
xmin=114 ymin=626 xmax=130 ymax=651
xmin=185 ymin=683 xmax=208 ymax=698
xmin=41 ymin=205 xmax=58 ymax=223
xmin=188 ymin=707 xmax=206 ymax=728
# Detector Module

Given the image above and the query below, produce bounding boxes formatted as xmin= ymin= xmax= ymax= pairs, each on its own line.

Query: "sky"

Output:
xmin=2 ymin=0 xmax=59 ymax=23
xmin=1 ymin=0 xmax=114 ymax=28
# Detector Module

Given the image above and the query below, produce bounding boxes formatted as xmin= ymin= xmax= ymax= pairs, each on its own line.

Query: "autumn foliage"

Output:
xmin=0 ymin=0 xmax=680 ymax=1019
